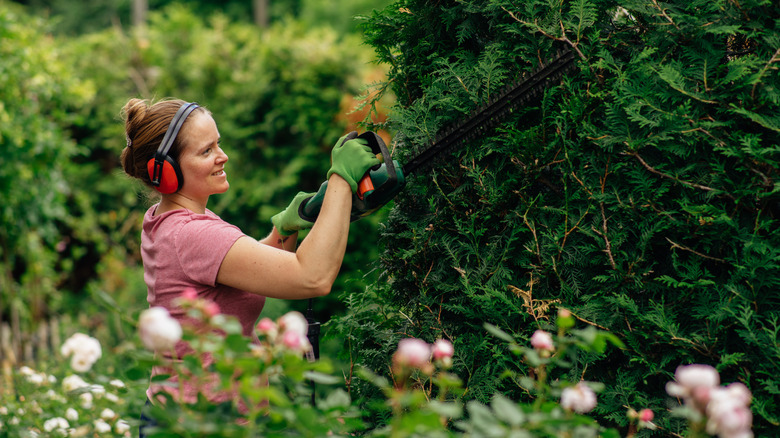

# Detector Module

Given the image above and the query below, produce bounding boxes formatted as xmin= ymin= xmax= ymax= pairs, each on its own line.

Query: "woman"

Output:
xmin=120 ymin=98 xmax=379 ymax=436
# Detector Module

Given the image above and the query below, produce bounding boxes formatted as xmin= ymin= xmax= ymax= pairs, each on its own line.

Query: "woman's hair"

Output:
xmin=120 ymin=98 xmax=209 ymax=187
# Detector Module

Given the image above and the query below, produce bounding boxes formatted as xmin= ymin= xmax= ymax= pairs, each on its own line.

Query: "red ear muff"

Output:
xmin=146 ymin=155 xmax=183 ymax=194
xmin=147 ymin=101 xmax=199 ymax=194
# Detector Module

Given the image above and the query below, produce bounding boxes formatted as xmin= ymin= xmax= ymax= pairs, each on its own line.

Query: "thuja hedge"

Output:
xmin=331 ymin=0 xmax=780 ymax=434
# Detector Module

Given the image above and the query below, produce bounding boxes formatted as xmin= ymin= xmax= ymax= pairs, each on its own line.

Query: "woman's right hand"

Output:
xmin=326 ymin=131 xmax=381 ymax=192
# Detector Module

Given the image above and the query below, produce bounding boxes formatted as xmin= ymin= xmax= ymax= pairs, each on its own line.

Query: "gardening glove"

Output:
xmin=271 ymin=191 xmax=317 ymax=236
xmin=326 ymin=131 xmax=381 ymax=193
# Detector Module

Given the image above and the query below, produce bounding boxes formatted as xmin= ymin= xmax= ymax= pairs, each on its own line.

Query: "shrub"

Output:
xmin=0 ymin=3 xmax=92 ymax=338
xmin=331 ymin=0 xmax=780 ymax=435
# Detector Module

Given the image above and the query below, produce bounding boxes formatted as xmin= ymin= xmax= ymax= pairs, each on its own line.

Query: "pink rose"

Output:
xmin=639 ymin=408 xmax=654 ymax=422
xmin=281 ymin=330 xmax=304 ymax=351
xmin=530 ymin=330 xmax=554 ymax=352
xmin=180 ymin=288 xmax=198 ymax=301
xmin=393 ymin=338 xmax=431 ymax=369
xmin=673 ymin=364 xmax=720 ymax=390
xmin=432 ymin=339 xmax=454 ymax=360
xmin=706 ymin=395 xmax=753 ymax=438
xmin=203 ymin=301 xmax=220 ymax=318
xmin=256 ymin=317 xmax=276 ymax=335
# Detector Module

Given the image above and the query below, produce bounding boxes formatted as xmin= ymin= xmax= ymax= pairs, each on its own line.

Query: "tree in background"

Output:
xmin=333 ymin=0 xmax=780 ymax=435
xmin=11 ymin=0 xmax=392 ymax=35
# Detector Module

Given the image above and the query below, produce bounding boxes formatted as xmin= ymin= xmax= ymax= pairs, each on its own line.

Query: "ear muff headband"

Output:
xmin=147 ymin=102 xmax=200 ymax=194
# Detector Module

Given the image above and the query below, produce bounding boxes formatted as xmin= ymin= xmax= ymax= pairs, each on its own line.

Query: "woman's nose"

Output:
xmin=217 ymin=146 xmax=228 ymax=162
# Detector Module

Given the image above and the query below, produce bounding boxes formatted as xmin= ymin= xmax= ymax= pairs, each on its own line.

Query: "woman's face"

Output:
xmin=177 ymin=112 xmax=229 ymax=200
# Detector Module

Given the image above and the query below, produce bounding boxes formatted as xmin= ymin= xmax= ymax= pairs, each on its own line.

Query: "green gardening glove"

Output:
xmin=326 ymin=131 xmax=381 ymax=192
xmin=271 ymin=191 xmax=317 ymax=236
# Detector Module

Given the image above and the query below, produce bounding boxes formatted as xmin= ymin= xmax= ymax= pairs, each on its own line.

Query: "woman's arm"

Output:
xmin=259 ymin=228 xmax=298 ymax=252
xmin=215 ymin=174 xmax=352 ymax=299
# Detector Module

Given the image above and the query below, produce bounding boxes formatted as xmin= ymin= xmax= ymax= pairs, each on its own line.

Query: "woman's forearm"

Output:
xmin=293 ymin=174 xmax=352 ymax=293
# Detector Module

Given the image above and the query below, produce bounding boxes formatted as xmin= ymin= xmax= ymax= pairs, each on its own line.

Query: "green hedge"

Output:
xmin=332 ymin=0 xmax=780 ymax=435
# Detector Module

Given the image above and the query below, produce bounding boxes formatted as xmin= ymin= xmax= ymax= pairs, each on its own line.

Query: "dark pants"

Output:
xmin=138 ymin=399 xmax=157 ymax=438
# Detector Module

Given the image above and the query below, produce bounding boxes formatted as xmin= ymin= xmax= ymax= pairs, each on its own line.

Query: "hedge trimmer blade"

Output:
xmin=401 ymin=48 xmax=577 ymax=175
xmin=299 ymin=49 xmax=577 ymax=221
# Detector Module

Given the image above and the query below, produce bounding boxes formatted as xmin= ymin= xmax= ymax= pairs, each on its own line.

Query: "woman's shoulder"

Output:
xmin=143 ymin=205 xmax=235 ymax=237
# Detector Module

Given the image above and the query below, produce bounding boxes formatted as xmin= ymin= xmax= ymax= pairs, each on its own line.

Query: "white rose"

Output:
xmin=70 ymin=353 xmax=94 ymax=373
xmin=100 ymin=408 xmax=115 ymax=420
xmin=43 ymin=417 xmax=69 ymax=433
xmin=138 ymin=307 xmax=183 ymax=352
xmin=61 ymin=333 xmax=102 ymax=373
xmin=26 ymin=373 xmax=45 ymax=385
xmin=561 ymin=382 xmax=598 ymax=413
xmin=79 ymin=392 xmax=93 ymax=410
xmin=278 ymin=312 xmax=308 ymax=337
xmin=115 ymin=419 xmax=130 ymax=434
xmin=65 ymin=408 xmax=79 ymax=422
xmin=90 ymin=384 xmax=105 ymax=398
xmin=62 ymin=375 xmax=88 ymax=392
xmin=93 ymin=419 xmax=111 ymax=434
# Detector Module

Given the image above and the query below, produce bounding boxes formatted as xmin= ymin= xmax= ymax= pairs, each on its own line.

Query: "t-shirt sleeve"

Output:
xmin=175 ymin=217 xmax=245 ymax=286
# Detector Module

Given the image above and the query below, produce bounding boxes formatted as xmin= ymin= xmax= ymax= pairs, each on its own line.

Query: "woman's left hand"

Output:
xmin=271 ymin=191 xmax=316 ymax=236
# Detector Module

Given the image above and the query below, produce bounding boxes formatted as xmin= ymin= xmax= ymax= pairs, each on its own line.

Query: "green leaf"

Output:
xmin=484 ymin=323 xmax=516 ymax=343
xmin=491 ymin=394 xmax=525 ymax=426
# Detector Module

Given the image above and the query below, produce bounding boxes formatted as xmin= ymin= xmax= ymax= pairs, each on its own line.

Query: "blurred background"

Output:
xmin=0 ymin=0 xmax=394 ymax=370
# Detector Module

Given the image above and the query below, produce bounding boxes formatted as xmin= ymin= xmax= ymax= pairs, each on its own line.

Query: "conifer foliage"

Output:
xmin=334 ymin=0 xmax=780 ymax=433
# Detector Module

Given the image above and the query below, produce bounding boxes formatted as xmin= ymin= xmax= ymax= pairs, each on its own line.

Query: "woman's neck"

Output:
xmin=157 ymin=193 xmax=207 ymax=215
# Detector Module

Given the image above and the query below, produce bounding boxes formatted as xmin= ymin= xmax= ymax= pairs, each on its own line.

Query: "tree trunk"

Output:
xmin=132 ymin=0 xmax=148 ymax=27
xmin=254 ymin=0 xmax=269 ymax=29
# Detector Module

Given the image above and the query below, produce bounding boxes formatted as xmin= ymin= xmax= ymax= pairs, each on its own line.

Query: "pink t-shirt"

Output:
xmin=141 ymin=204 xmax=266 ymax=403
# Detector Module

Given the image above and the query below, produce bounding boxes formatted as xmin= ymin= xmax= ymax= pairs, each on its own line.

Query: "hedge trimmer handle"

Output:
xmin=299 ymin=131 xmax=405 ymax=222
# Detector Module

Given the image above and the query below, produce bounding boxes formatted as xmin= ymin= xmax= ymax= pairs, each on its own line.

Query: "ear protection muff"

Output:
xmin=146 ymin=102 xmax=200 ymax=194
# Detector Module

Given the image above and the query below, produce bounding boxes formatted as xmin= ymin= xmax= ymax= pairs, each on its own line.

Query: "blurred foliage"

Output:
xmin=11 ymin=0 xmax=393 ymax=36
xmin=0 ymin=4 xmax=90 ymax=332
xmin=0 ymin=1 xmax=393 ymax=363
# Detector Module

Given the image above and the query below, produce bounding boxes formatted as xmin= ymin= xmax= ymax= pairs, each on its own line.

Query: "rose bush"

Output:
xmin=1 ymin=340 xmax=136 ymax=437
xmin=1 ymin=300 xmax=754 ymax=437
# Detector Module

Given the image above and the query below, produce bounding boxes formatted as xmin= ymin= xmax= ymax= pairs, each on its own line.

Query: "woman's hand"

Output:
xmin=270 ymin=191 xmax=316 ymax=236
xmin=326 ymin=131 xmax=381 ymax=192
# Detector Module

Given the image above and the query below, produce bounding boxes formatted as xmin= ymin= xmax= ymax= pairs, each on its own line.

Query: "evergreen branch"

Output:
xmin=680 ymin=126 xmax=726 ymax=148
xmin=595 ymin=160 xmax=617 ymax=269
xmin=519 ymin=204 xmax=542 ymax=266
xmin=665 ymin=238 xmax=727 ymax=263
xmin=592 ymin=202 xmax=617 ymax=270
xmin=752 ymin=48 xmax=780 ymax=101
xmin=624 ymin=151 xmax=736 ymax=201
xmin=501 ymin=7 xmax=586 ymax=61
xmin=650 ymin=0 xmax=680 ymax=30
xmin=558 ymin=208 xmax=590 ymax=261
xmin=562 ymin=307 xmax=611 ymax=331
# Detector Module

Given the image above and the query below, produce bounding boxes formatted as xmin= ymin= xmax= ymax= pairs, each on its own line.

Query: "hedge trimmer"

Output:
xmin=298 ymin=48 xmax=577 ymax=223
xmin=301 ymin=49 xmax=577 ymax=397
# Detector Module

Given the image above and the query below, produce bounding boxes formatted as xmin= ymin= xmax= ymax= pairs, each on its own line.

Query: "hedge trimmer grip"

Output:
xmin=357 ymin=172 xmax=375 ymax=200
xmin=298 ymin=131 xmax=406 ymax=223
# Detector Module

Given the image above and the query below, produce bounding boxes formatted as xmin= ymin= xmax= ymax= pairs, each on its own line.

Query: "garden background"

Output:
xmin=1 ymin=0 xmax=779 ymax=437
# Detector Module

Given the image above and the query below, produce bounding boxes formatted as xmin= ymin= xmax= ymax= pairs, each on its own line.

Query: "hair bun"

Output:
xmin=122 ymin=98 xmax=149 ymax=137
